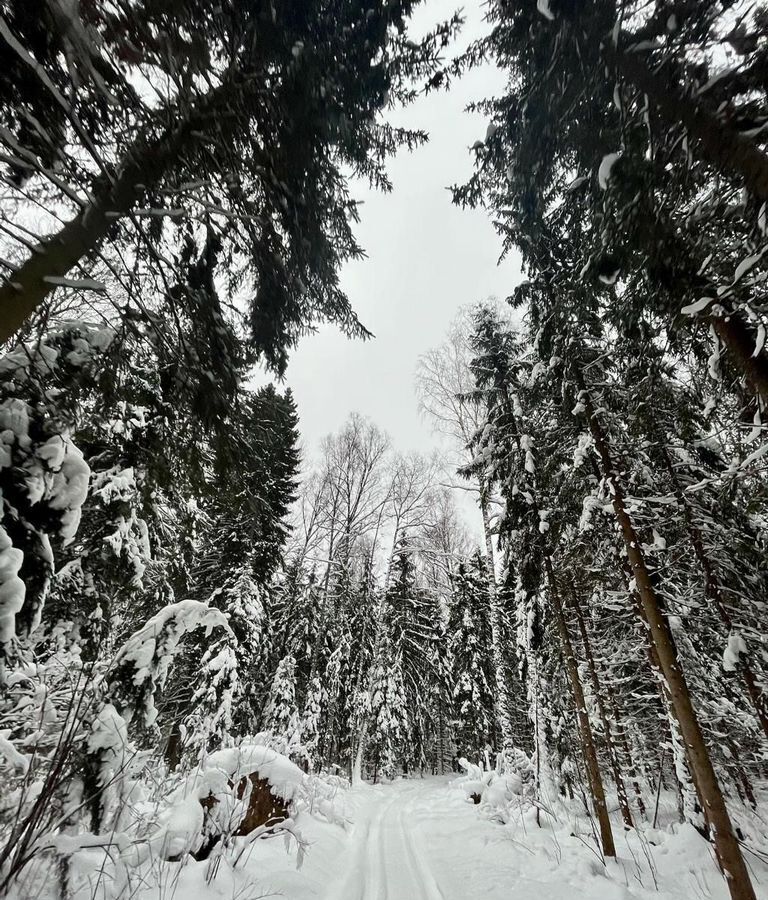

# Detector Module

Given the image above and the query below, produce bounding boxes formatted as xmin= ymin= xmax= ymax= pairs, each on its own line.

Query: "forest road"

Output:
xmin=326 ymin=778 xmax=450 ymax=900
xmin=320 ymin=774 xmax=647 ymax=900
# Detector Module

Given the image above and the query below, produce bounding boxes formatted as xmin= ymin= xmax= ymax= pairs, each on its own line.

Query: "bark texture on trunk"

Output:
xmin=581 ymin=381 xmax=757 ymax=900
xmin=659 ymin=441 xmax=768 ymax=739
xmin=568 ymin=585 xmax=634 ymax=829
xmin=546 ymin=559 xmax=616 ymax=858
xmin=710 ymin=317 xmax=768 ymax=403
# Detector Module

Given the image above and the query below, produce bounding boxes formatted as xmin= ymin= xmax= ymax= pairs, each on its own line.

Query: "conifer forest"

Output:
xmin=1 ymin=2 xmax=768 ymax=900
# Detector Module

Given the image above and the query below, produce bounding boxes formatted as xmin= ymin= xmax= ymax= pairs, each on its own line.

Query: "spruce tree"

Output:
xmin=448 ymin=556 xmax=497 ymax=762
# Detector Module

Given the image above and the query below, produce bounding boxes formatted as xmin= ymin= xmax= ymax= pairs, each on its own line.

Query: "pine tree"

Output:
xmin=300 ymin=676 xmax=325 ymax=772
xmin=369 ymin=632 xmax=407 ymax=782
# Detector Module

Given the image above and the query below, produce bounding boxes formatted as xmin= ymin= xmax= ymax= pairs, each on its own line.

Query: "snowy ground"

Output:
xmin=158 ymin=775 xmax=768 ymax=900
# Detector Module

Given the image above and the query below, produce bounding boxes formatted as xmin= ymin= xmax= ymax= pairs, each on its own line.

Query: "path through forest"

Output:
xmin=326 ymin=779 xmax=448 ymax=900
xmin=193 ymin=774 xmax=766 ymax=900
xmin=321 ymin=776 xmax=631 ymax=900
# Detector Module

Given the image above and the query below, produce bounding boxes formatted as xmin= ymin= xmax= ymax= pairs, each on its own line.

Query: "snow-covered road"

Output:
xmin=242 ymin=775 xmax=768 ymax=900
xmin=327 ymin=779 xmax=450 ymax=900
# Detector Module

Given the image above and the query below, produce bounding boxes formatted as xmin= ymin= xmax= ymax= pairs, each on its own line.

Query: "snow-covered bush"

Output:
xmin=2 ymin=735 xmax=351 ymax=900
xmin=0 ymin=598 xmax=230 ymax=896
xmin=454 ymin=749 xmax=537 ymax=824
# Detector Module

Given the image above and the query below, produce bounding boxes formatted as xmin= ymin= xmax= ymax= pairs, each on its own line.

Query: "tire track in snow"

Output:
xmin=328 ymin=791 xmax=394 ymax=900
xmin=379 ymin=788 xmax=425 ymax=899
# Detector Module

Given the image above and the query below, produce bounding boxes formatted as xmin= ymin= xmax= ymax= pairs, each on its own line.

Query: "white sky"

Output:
xmin=281 ymin=3 xmax=523 ymax=462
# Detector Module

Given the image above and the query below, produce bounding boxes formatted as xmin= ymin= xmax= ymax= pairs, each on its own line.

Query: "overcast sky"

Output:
xmin=281 ymin=3 xmax=523 ymax=463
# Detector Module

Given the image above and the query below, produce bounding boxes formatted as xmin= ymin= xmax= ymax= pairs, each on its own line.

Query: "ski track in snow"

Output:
xmin=316 ymin=776 xmax=768 ymax=900
xmin=328 ymin=780 xmax=447 ymax=900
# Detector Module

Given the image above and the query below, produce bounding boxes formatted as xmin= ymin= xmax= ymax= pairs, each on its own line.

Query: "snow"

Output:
xmin=203 ymin=745 xmax=306 ymax=803
xmin=41 ymin=276 xmax=107 ymax=291
xmin=681 ymin=295 xmax=714 ymax=315
xmin=14 ymin=763 xmax=755 ymax=900
xmin=112 ymin=599 xmax=230 ymax=725
xmin=536 ymin=0 xmax=555 ymax=20
xmin=754 ymin=320 xmax=766 ymax=356
xmin=734 ymin=249 xmax=767 ymax=283
xmin=0 ymin=730 xmax=30 ymax=772
xmin=154 ymin=793 xmax=205 ymax=860
xmin=0 ymin=523 xmax=25 ymax=642
xmin=86 ymin=703 xmax=130 ymax=787
xmin=99 ymin=776 xmax=767 ymax=900
xmin=598 ymin=152 xmax=621 ymax=189
xmin=723 ymin=631 xmax=748 ymax=672
xmin=45 ymin=439 xmax=91 ymax=544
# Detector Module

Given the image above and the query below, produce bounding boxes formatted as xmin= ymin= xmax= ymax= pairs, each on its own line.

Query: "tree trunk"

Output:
xmin=568 ymin=585 xmax=634 ymax=829
xmin=479 ymin=480 xmax=517 ymax=753
xmin=581 ymin=381 xmax=757 ymax=900
xmin=710 ymin=317 xmax=768 ymax=403
xmin=618 ymin=556 xmax=705 ymax=825
xmin=659 ymin=442 xmax=768 ymax=739
xmin=609 ymin=695 xmax=647 ymax=819
xmin=0 ymin=77 xmax=243 ymax=343
xmin=352 ymin=720 xmax=368 ymax=784
xmin=546 ymin=559 xmax=616 ymax=859
xmin=726 ymin=739 xmax=757 ymax=810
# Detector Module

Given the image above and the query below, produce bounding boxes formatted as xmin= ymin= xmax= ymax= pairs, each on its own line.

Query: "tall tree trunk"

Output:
xmin=568 ymin=585 xmax=634 ymax=829
xmin=659 ymin=442 xmax=768 ymax=739
xmin=479 ymin=479 xmax=518 ymax=753
xmin=580 ymin=381 xmax=757 ymax=900
xmin=709 ymin=317 xmax=768 ymax=403
xmin=0 ymin=78 xmax=241 ymax=343
xmin=546 ymin=558 xmax=616 ymax=858
xmin=618 ymin=556 xmax=705 ymax=825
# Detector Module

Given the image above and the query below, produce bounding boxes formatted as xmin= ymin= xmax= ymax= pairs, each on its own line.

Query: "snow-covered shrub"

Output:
xmin=454 ymin=749 xmax=537 ymax=824
xmin=8 ymin=739 xmax=351 ymax=900
xmin=0 ymin=598 xmax=230 ymax=896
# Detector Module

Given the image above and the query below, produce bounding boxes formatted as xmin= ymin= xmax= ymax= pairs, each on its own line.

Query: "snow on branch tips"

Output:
xmin=108 ymin=600 xmax=231 ymax=727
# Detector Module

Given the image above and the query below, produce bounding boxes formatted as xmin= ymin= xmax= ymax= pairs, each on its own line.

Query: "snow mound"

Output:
xmin=204 ymin=744 xmax=306 ymax=801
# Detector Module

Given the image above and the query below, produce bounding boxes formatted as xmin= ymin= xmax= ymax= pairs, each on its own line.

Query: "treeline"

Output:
xmin=1 ymin=1 xmax=768 ymax=900
xmin=0 ymin=1 xmax=459 ymax=890
xmin=265 ymin=414 xmax=521 ymax=782
xmin=447 ymin=1 xmax=768 ymax=898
